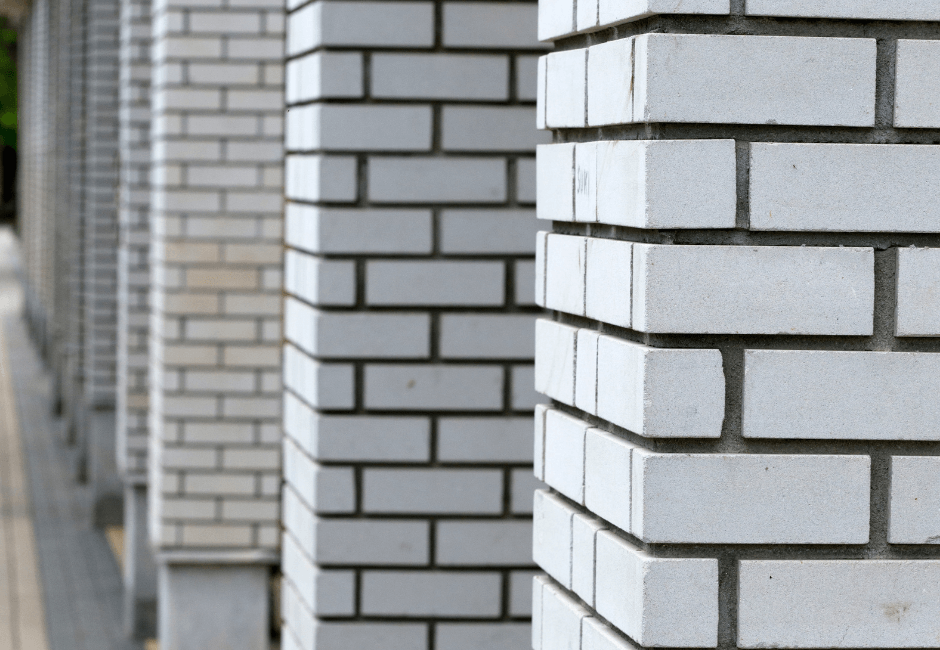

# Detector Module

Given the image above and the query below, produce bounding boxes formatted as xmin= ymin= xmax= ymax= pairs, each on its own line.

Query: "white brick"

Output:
xmin=584 ymin=428 xmax=633 ymax=532
xmin=739 ymin=560 xmax=940 ymax=648
xmin=534 ymin=319 xmax=577 ymax=405
xmin=533 ymin=490 xmax=574 ymax=588
xmin=310 ymin=519 xmax=429 ymax=565
xmin=285 ymin=301 xmax=430 ymax=359
xmin=545 ymin=49 xmax=586 ymax=128
xmin=751 ymin=143 xmax=940 ymax=232
xmin=572 ymin=513 xmax=606 ymax=607
xmin=285 ymin=52 xmax=362 ymax=103
xmin=534 ymin=404 xmax=548 ymax=480
xmin=309 ymin=622 xmax=427 ymax=650
xmin=633 ymin=451 xmax=870 ymax=544
xmin=442 ymin=106 xmax=550 ymax=151
xmin=544 ymin=409 xmax=588 ymax=503
xmin=444 ymin=2 xmax=542 ymax=49
xmin=542 ymin=584 xmax=591 ymax=650
xmin=437 ymin=417 xmax=533 ymax=463
xmin=889 ymin=456 xmax=940 ymax=545
xmin=361 ymin=572 xmax=501 ymax=617
xmin=363 ymin=469 xmax=503 ymax=514
xmin=536 ymin=56 xmax=547 ymax=129
xmin=545 ymin=234 xmax=585 ymax=315
xmin=437 ymin=624 xmax=532 ymax=650
xmin=896 ymin=40 xmax=940 ymax=128
xmin=304 ymin=412 xmax=429 ymax=462
xmin=632 ymin=244 xmax=874 ymax=335
xmin=538 ymin=0 xmax=574 ymax=42
xmin=535 ymin=231 xmax=548 ymax=307
xmin=285 ymin=154 xmax=357 ymax=203
xmin=436 ymin=520 xmax=533 ymax=566
xmin=596 ymin=532 xmax=718 ymax=647
xmin=284 ymin=250 xmax=355 ymax=306
xmin=283 ymin=345 xmax=354 ymax=409
xmin=364 ymin=365 xmax=504 ymax=411
xmin=536 ymin=144 xmax=575 ymax=222
xmin=287 ymin=104 xmax=432 ymax=152
xmin=591 ymin=140 xmax=737 ymax=228
xmin=532 ymin=577 xmax=546 ymax=650
xmin=585 ymin=238 xmax=631 ymax=326
xmin=372 ymin=53 xmax=509 ymax=101
xmin=368 ymin=157 xmax=506 ymax=203
xmin=585 ymin=39 xmax=635 ymax=126
xmin=596 ymin=335 xmax=725 ymax=438
xmin=575 ymin=35 xmax=876 ymax=127
xmin=598 ymin=0 xmax=728 ymax=28
xmin=897 ymin=248 xmax=940 ymax=336
xmin=366 ymin=261 xmax=504 ymax=306
xmin=439 ymin=210 xmax=540 ymax=254
xmin=287 ymin=1 xmax=434 ymax=53
xmin=577 ymin=0 xmax=598 ymax=32
xmin=582 ymin=619 xmax=632 ymax=650
xmin=746 ymin=1 xmax=940 ymax=21
xmin=743 ymin=350 xmax=940 ymax=441
xmin=439 ymin=314 xmax=534 ymax=360
xmin=574 ymin=141 xmax=597 ymax=222
xmin=574 ymin=330 xmax=598 ymax=415
xmin=285 ymin=205 xmax=432 ymax=255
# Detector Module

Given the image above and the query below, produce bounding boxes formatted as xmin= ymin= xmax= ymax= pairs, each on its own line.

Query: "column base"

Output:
xmin=123 ymin=485 xmax=157 ymax=639
xmin=88 ymin=408 xmax=122 ymax=526
xmin=158 ymin=564 xmax=270 ymax=650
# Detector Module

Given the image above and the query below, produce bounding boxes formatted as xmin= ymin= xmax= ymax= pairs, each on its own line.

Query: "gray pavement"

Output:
xmin=1 ymin=226 xmax=141 ymax=650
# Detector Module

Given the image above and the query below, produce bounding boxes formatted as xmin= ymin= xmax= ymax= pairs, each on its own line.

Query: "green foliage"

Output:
xmin=0 ymin=19 xmax=15 ymax=149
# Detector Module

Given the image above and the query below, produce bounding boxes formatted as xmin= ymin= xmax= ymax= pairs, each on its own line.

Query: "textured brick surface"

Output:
xmin=281 ymin=0 xmax=543 ymax=644
xmin=739 ymin=561 xmax=940 ymax=648
xmin=117 ymin=0 xmax=152 ymax=481
xmin=534 ymin=6 xmax=940 ymax=649
xmin=149 ymin=0 xmax=285 ymax=553
xmin=743 ymin=350 xmax=940 ymax=440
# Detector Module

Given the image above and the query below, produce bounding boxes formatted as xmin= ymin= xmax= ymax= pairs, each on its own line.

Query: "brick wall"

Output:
xmin=84 ymin=0 xmax=120 ymax=409
xmin=117 ymin=0 xmax=151 ymax=482
xmin=148 ymin=0 xmax=285 ymax=554
xmin=533 ymin=4 xmax=940 ymax=650
xmin=280 ymin=1 xmax=547 ymax=647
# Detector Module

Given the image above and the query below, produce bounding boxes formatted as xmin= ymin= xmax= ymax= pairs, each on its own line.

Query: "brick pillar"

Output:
xmin=83 ymin=0 xmax=123 ymax=525
xmin=117 ymin=0 xmax=156 ymax=635
xmin=148 ymin=0 xmax=285 ymax=643
xmin=533 ymin=4 xmax=940 ymax=650
xmin=280 ymin=2 xmax=547 ymax=648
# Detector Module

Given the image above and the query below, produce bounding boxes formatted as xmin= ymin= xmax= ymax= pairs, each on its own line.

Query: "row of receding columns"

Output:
xmin=14 ymin=0 xmax=549 ymax=646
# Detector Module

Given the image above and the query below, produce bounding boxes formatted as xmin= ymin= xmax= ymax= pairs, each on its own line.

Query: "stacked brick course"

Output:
xmin=148 ymin=0 xmax=285 ymax=555
xmin=85 ymin=0 xmax=123 ymax=522
xmin=117 ymin=0 xmax=152 ymax=485
xmin=534 ymin=3 xmax=940 ymax=649
xmin=280 ymin=1 xmax=547 ymax=647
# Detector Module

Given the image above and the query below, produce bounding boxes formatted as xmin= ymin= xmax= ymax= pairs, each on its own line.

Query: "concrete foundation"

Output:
xmin=158 ymin=564 xmax=269 ymax=650
xmin=123 ymin=485 xmax=156 ymax=639
xmin=88 ymin=408 xmax=122 ymax=526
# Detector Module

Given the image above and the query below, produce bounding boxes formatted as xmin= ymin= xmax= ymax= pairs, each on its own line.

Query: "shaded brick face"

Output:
xmin=117 ymin=0 xmax=152 ymax=480
xmin=534 ymin=4 xmax=940 ymax=650
xmin=148 ymin=0 xmax=285 ymax=552
xmin=280 ymin=1 xmax=547 ymax=647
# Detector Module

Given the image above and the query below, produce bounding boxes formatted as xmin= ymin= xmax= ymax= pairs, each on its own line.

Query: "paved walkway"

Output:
xmin=0 ymin=227 xmax=141 ymax=650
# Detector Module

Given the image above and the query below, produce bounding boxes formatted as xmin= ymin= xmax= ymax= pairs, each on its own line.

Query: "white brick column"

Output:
xmin=534 ymin=4 xmax=940 ymax=650
xmin=280 ymin=2 xmax=547 ymax=648
xmin=84 ymin=0 xmax=123 ymax=525
xmin=117 ymin=0 xmax=155 ymax=635
xmin=148 ymin=0 xmax=284 ymax=643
